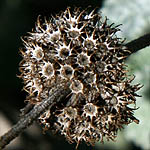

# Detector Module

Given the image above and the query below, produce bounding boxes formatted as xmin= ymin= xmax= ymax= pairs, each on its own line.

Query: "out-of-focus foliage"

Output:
xmin=98 ymin=0 xmax=150 ymax=149
xmin=126 ymin=47 xmax=150 ymax=150
xmin=101 ymin=0 xmax=150 ymax=42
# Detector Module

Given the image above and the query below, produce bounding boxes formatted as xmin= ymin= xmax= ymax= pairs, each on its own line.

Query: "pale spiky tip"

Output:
xmin=19 ymin=7 xmax=142 ymax=146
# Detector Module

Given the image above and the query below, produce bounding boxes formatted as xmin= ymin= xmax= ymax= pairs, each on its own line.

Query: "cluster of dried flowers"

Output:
xmin=19 ymin=7 xmax=141 ymax=146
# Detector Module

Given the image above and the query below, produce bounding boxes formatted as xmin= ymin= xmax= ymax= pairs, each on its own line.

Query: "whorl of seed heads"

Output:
xmin=19 ymin=7 xmax=142 ymax=146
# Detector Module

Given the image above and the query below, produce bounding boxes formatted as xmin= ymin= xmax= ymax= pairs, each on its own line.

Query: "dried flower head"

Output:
xmin=19 ymin=7 xmax=142 ymax=146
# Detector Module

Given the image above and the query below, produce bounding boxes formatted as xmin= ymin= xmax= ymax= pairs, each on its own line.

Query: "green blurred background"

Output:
xmin=0 ymin=0 xmax=149 ymax=150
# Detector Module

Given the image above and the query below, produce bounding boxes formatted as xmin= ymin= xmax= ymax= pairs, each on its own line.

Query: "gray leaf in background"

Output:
xmin=100 ymin=0 xmax=150 ymax=41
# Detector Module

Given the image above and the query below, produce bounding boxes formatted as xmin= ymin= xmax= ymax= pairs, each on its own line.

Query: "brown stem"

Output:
xmin=0 ymin=83 xmax=71 ymax=149
xmin=125 ymin=33 xmax=150 ymax=54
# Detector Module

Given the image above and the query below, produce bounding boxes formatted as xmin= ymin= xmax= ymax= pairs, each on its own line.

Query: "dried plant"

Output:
xmin=19 ymin=7 xmax=142 ymax=146
xmin=1 ymin=7 xmax=149 ymax=149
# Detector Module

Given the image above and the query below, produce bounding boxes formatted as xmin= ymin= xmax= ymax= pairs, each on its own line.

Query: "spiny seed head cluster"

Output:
xmin=19 ymin=7 xmax=142 ymax=146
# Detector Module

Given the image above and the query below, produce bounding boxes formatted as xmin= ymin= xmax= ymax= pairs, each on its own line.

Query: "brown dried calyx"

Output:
xmin=19 ymin=7 xmax=142 ymax=147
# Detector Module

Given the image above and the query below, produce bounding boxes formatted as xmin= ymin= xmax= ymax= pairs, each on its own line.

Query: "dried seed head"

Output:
xmin=19 ymin=7 xmax=142 ymax=147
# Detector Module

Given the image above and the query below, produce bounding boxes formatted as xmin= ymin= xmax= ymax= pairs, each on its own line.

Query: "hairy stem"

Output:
xmin=125 ymin=33 xmax=150 ymax=54
xmin=0 ymin=83 xmax=71 ymax=149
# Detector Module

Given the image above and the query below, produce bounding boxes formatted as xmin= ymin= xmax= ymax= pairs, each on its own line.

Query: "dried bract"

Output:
xmin=19 ymin=7 xmax=142 ymax=146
